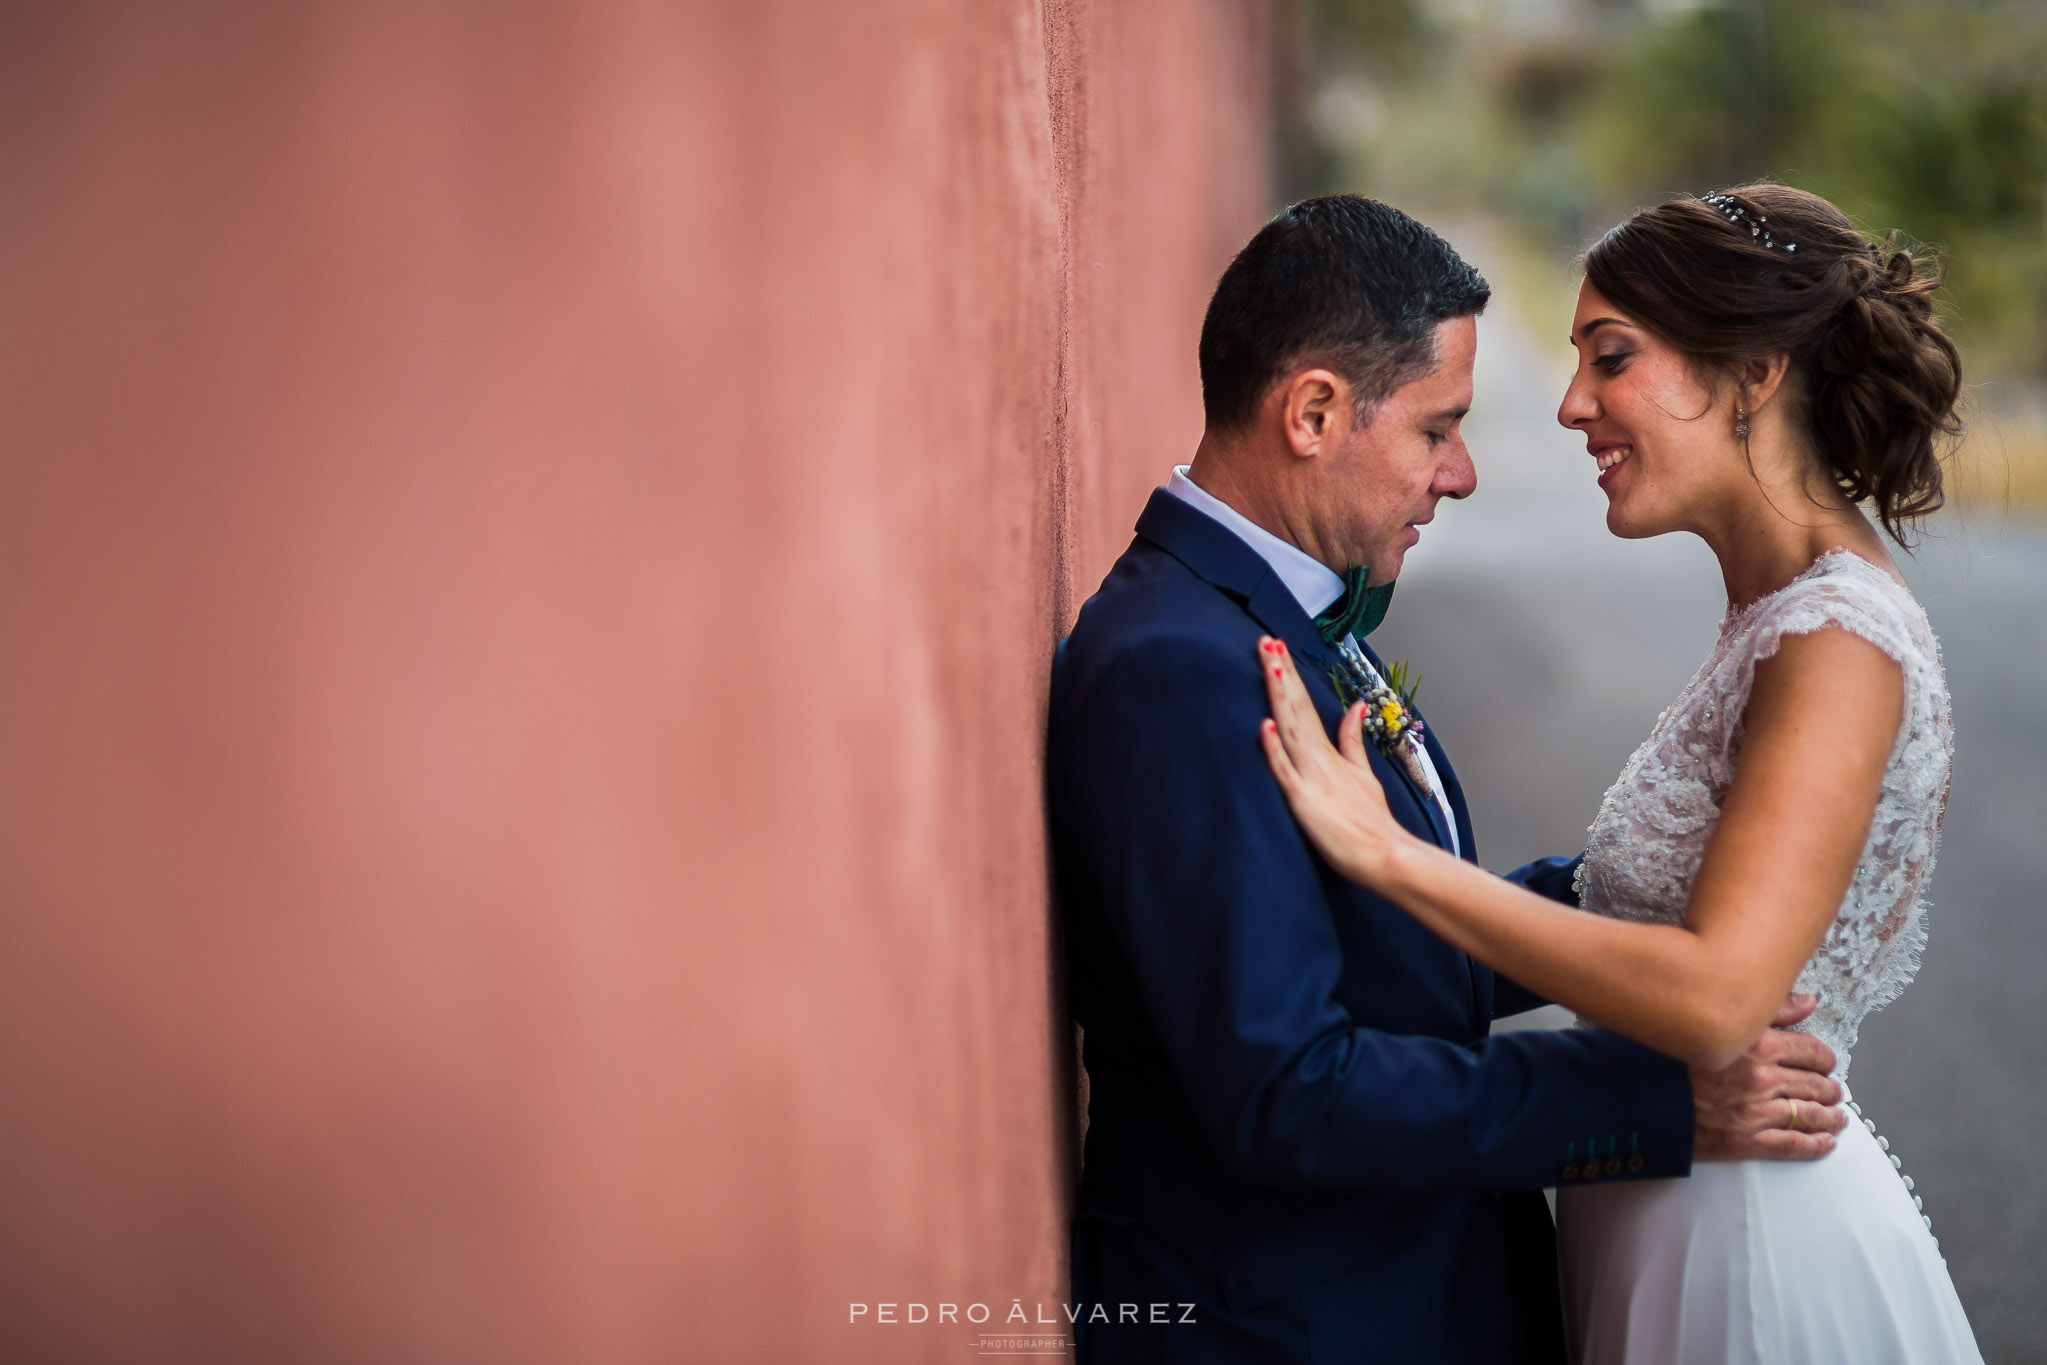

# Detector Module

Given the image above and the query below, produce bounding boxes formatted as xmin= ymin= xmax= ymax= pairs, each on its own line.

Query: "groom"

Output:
xmin=1047 ymin=196 xmax=1847 ymax=1363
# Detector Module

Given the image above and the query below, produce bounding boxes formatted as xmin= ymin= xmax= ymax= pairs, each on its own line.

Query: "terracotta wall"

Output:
xmin=0 ymin=2 xmax=1270 ymax=1361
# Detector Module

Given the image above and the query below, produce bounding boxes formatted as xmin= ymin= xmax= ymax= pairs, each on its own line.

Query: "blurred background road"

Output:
xmin=1372 ymin=222 xmax=2047 ymax=1363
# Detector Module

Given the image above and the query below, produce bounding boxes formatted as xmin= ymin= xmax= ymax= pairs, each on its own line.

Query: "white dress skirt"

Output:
xmin=1557 ymin=1085 xmax=1982 ymax=1364
xmin=1558 ymin=552 xmax=1984 ymax=1362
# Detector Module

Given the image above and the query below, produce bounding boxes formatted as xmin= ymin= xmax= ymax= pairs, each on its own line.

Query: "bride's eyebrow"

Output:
xmin=1572 ymin=317 xmax=1631 ymax=344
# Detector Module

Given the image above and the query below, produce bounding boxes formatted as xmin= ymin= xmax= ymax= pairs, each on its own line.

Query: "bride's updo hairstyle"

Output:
xmin=1582 ymin=182 xmax=1962 ymax=542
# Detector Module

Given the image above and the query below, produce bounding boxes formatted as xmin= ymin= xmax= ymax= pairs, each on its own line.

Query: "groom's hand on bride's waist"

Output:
xmin=1688 ymin=992 xmax=1848 ymax=1162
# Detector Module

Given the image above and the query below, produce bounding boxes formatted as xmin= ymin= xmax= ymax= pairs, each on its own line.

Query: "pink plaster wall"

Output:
xmin=0 ymin=3 xmax=1270 ymax=1360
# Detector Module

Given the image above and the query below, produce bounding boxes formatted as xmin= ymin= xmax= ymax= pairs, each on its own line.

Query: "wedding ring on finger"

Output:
xmin=1787 ymin=1099 xmax=1799 ymax=1131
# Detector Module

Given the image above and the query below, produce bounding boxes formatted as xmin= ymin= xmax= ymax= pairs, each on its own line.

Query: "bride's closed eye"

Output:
xmin=1592 ymin=349 xmax=1634 ymax=375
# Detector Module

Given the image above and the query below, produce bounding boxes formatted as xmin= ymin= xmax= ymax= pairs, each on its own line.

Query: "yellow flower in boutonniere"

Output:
xmin=1327 ymin=641 xmax=1426 ymax=766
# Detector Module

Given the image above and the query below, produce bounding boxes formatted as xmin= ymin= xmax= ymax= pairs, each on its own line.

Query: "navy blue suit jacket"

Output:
xmin=1049 ymin=491 xmax=1693 ymax=1364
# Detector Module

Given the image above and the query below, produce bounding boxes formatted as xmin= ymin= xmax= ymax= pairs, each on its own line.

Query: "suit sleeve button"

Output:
xmin=1603 ymin=1158 xmax=1623 ymax=1176
xmin=1626 ymin=1153 xmax=1646 ymax=1173
xmin=1558 ymin=1163 xmax=1579 ymax=1181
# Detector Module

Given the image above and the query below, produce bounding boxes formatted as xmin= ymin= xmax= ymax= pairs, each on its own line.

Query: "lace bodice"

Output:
xmin=1573 ymin=549 xmax=1954 ymax=1078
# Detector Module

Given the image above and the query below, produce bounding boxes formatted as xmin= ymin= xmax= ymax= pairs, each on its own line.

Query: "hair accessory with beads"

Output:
xmin=1702 ymin=193 xmax=1797 ymax=253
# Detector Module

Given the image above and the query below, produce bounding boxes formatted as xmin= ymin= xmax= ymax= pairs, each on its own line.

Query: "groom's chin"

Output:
xmin=1369 ymin=542 xmax=1413 ymax=585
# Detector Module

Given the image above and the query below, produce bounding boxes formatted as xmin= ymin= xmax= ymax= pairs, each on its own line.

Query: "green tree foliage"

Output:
xmin=1309 ymin=0 xmax=2047 ymax=374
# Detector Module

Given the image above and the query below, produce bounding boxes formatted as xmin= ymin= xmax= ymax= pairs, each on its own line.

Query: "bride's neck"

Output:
xmin=1701 ymin=465 xmax=1893 ymax=611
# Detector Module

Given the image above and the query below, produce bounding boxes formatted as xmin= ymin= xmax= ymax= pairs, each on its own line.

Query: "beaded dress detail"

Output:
xmin=1571 ymin=549 xmax=1953 ymax=1080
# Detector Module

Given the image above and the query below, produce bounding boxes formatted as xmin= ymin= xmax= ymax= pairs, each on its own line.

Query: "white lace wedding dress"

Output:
xmin=1556 ymin=549 xmax=1983 ymax=1364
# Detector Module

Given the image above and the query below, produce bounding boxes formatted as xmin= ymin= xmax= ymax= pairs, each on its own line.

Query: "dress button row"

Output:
xmin=1846 ymin=1087 xmax=1941 ymax=1256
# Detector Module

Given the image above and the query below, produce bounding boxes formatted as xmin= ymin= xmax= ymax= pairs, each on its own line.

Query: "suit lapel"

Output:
xmin=1353 ymin=639 xmax=1458 ymax=854
xmin=1418 ymin=720 xmax=1475 ymax=863
xmin=1134 ymin=491 xmax=1454 ymax=855
xmin=1355 ymin=628 xmax=1474 ymax=858
xmin=1359 ymin=636 xmax=1489 ymax=1022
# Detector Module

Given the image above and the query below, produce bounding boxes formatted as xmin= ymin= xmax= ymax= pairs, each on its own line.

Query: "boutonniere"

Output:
xmin=1327 ymin=639 xmax=1431 ymax=789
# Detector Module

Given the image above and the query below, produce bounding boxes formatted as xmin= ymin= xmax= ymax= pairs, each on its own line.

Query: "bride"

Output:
xmin=1254 ymin=184 xmax=1984 ymax=1363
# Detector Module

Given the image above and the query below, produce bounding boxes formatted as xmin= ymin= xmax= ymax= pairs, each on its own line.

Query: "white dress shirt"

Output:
xmin=1162 ymin=465 xmax=1461 ymax=855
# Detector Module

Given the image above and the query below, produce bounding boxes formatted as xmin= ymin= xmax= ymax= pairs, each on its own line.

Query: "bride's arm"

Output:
xmin=1256 ymin=631 xmax=1902 ymax=1071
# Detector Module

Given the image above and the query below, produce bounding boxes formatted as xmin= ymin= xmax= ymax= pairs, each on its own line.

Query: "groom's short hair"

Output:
xmin=1199 ymin=195 xmax=1489 ymax=433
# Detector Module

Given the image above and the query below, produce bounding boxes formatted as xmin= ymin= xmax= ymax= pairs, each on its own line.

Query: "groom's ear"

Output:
xmin=1279 ymin=368 xmax=1348 ymax=458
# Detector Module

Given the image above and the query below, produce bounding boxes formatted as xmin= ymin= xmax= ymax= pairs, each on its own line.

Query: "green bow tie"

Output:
xmin=1313 ymin=567 xmax=1395 ymax=645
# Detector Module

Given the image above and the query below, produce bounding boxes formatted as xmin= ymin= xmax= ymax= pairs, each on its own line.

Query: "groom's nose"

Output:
xmin=1432 ymin=432 xmax=1477 ymax=501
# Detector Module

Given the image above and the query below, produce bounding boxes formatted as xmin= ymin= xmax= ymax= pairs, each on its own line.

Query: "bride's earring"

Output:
xmin=1734 ymin=406 xmax=1751 ymax=441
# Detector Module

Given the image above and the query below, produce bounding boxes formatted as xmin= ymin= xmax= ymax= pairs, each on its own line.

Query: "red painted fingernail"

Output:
xmin=1272 ymin=667 xmax=1283 ymax=677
